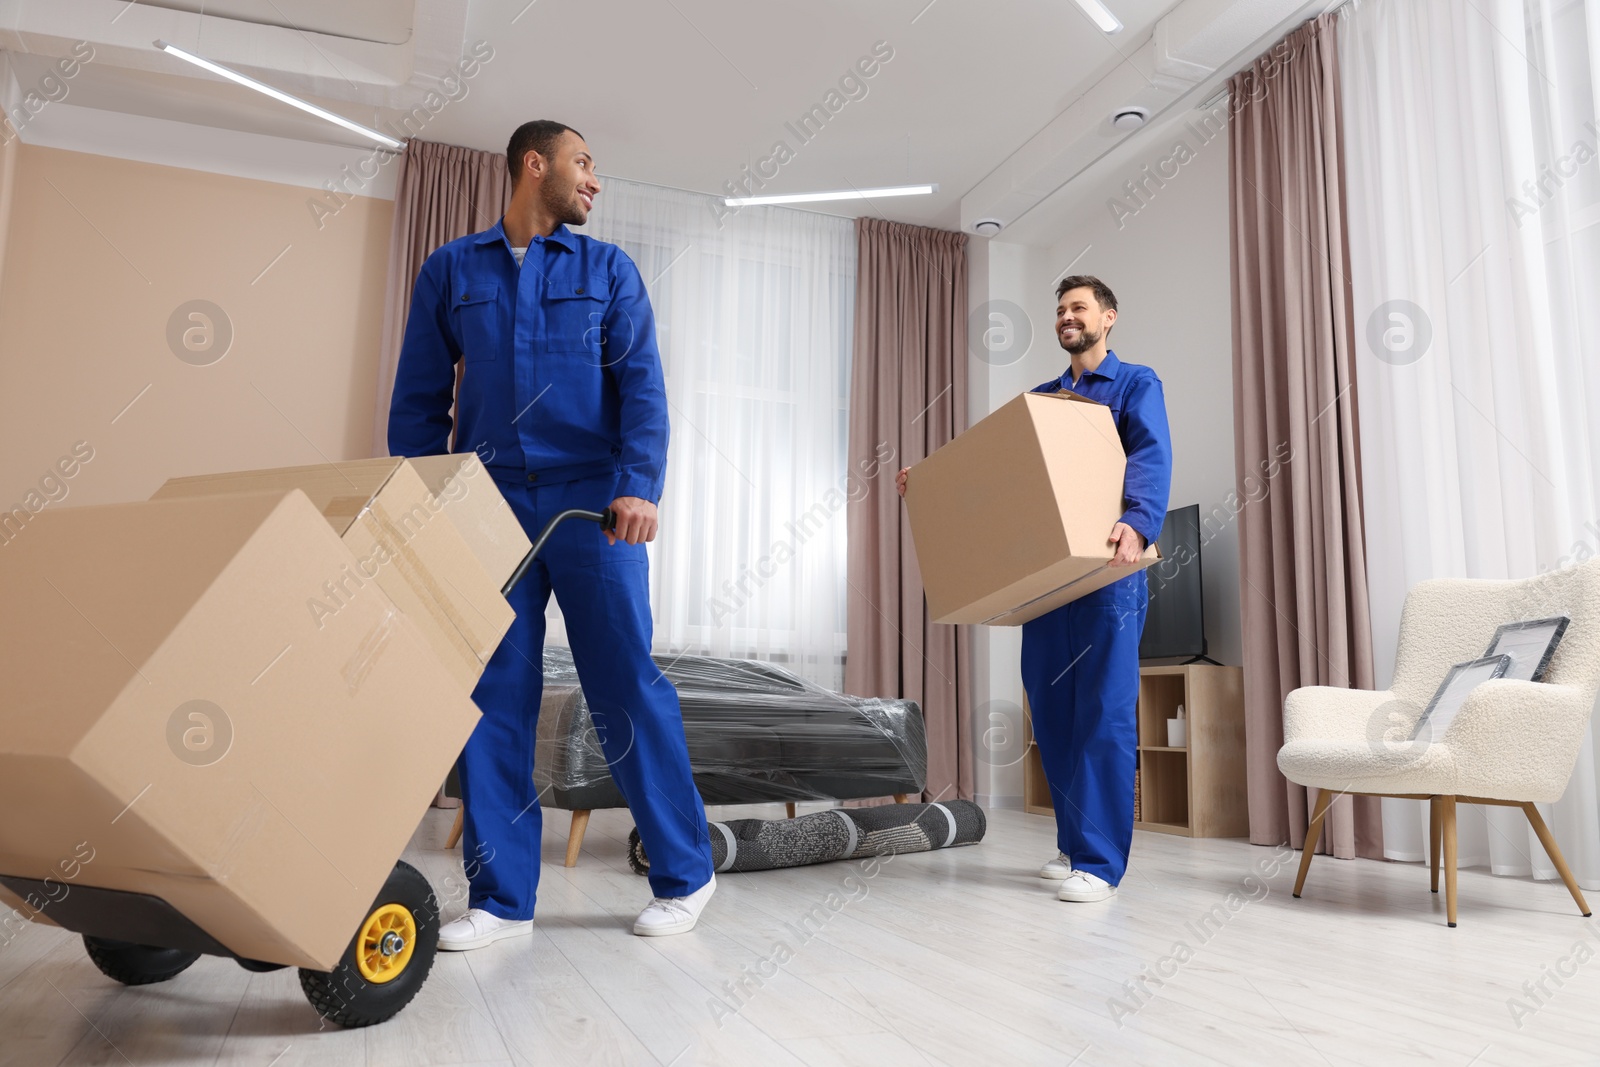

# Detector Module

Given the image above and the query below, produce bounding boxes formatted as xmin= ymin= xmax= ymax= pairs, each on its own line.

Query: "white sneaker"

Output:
xmin=633 ymin=875 xmax=716 ymax=937
xmin=1039 ymin=852 xmax=1074 ymax=880
xmin=438 ymin=908 xmax=533 ymax=951
xmin=1057 ymin=871 xmax=1117 ymax=903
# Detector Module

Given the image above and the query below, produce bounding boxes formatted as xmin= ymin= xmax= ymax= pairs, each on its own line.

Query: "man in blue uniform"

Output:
xmin=389 ymin=121 xmax=715 ymax=944
xmin=898 ymin=275 xmax=1170 ymax=903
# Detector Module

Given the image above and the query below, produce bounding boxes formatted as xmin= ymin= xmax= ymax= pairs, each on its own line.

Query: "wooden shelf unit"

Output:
xmin=1022 ymin=663 xmax=1248 ymax=838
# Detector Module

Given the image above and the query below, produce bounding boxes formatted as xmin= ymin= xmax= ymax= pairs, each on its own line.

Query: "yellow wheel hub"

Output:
xmin=355 ymin=903 xmax=416 ymax=984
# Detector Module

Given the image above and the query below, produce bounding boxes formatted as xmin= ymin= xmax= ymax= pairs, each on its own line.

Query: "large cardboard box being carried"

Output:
xmin=0 ymin=491 xmax=480 ymax=969
xmin=153 ymin=458 xmax=518 ymax=691
xmin=904 ymin=391 xmax=1159 ymax=626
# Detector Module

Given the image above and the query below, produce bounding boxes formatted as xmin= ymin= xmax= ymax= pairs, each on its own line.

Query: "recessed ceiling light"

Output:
xmin=1111 ymin=107 xmax=1149 ymax=131
xmin=724 ymin=184 xmax=938 ymax=207
xmin=1073 ymin=0 xmax=1124 ymax=35
xmin=154 ymin=39 xmax=403 ymax=150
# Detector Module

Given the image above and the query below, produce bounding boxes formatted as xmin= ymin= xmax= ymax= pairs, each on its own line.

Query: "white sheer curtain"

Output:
xmin=543 ymin=177 xmax=856 ymax=689
xmin=1342 ymin=0 xmax=1600 ymax=887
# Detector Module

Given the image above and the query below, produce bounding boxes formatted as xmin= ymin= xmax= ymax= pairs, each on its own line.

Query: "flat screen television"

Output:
xmin=1139 ymin=504 xmax=1209 ymax=662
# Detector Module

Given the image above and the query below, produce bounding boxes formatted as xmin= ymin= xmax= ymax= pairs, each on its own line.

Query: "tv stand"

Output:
xmin=1182 ymin=654 xmax=1221 ymax=666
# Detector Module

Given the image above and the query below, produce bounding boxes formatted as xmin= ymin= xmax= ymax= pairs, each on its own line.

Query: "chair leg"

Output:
xmin=1522 ymin=802 xmax=1592 ymax=918
xmin=1429 ymin=796 xmax=1442 ymax=893
xmin=785 ymin=802 xmax=797 ymax=820
xmin=564 ymin=810 xmax=591 ymax=868
xmin=1293 ymin=788 xmax=1336 ymax=898
xmin=445 ymin=805 xmax=464 ymax=850
xmin=1442 ymin=796 xmax=1459 ymax=927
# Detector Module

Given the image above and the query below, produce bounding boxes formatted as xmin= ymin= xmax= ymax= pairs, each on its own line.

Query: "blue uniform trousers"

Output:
xmin=459 ymin=471 xmax=713 ymax=917
xmin=1019 ymin=572 xmax=1148 ymax=886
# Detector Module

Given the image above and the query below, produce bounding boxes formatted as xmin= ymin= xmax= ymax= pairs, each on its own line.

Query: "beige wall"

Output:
xmin=0 ymin=144 xmax=393 ymax=512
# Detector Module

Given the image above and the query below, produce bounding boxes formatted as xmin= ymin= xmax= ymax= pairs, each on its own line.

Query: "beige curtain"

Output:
xmin=373 ymin=139 xmax=510 ymax=455
xmin=1230 ymin=14 xmax=1382 ymax=859
xmin=845 ymin=218 xmax=972 ymax=803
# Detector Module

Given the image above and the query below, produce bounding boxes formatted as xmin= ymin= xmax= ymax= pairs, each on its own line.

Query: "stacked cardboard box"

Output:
xmin=152 ymin=454 xmax=529 ymax=691
xmin=407 ymin=454 xmax=532 ymax=587
xmin=903 ymin=391 xmax=1159 ymax=626
xmin=0 ymin=455 xmax=528 ymax=970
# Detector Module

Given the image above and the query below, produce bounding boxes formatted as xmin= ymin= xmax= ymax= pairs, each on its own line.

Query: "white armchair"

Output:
xmin=1277 ymin=558 xmax=1600 ymax=926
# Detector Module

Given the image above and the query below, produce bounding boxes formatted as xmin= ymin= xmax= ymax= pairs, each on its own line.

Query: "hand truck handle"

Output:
xmin=501 ymin=507 xmax=617 ymax=596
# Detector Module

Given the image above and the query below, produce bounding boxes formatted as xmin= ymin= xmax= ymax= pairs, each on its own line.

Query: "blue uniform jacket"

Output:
xmin=388 ymin=219 xmax=669 ymax=502
xmin=1032 ymin=350 xmax=1172 ymax=547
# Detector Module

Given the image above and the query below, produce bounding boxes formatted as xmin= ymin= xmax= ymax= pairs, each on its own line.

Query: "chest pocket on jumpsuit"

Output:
xmin=543 ymin=275 xmax=612 ymax=363
xmin=452 ymin=284 xmax=500 ymax=363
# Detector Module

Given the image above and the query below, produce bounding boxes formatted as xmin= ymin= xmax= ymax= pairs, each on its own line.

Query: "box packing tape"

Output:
xmin=343 ymin=608 xmax=398 ymax=695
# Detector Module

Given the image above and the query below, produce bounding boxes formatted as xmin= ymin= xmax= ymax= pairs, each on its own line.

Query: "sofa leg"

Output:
xmin=893 ymin=794 xmax=908 ymax=804
xmin=445 ymin=805 xmax=464 ymax=850
xmin=1442 ymin=796 xmax=1459 ymax=927
xmin=1293 ymin=788 xmax=1336 ymax=898
xmin=785 ymin=803 xmax=797 ymax=820
xmin=1523 ymin=802 xmax=1592 ymax=918
xmin=565 ymin=810 xmax=591 ymax=868
xmin=1429 ymin=797 xmax=1442 ymax=893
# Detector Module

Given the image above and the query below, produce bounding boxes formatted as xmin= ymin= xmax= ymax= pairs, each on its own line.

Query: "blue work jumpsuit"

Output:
xmin=388 ymin=219 xmax=713 ymax=916
xmin=1021 ymin=351 xmax=1171 ymax=886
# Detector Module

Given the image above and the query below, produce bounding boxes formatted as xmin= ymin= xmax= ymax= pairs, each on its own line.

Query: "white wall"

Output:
xmin=967 ymin=235 xmax=1035 ymax=808
xmin=968 ymin=120 xmax=1242 ymax=807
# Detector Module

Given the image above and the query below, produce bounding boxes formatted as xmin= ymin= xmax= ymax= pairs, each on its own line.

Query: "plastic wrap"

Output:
xmin=534 ymin=646 xmax=927 ymax=810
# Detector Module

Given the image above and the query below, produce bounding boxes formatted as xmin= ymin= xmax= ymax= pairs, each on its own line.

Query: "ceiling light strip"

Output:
xmin=153 ymin=39 xmax=403 ymax=150
xmin=724 ymin=184 xmax=938 ymax=207
xmin=1073 ymin=0 xmax=1124 ymax=35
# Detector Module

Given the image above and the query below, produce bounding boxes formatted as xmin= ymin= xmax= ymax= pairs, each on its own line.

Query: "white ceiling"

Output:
xmin=137 ymin=0 xmax=416 ymax=45
xmin=422 ymin=0 xmax=1186 ymax=228
xmin=0 ymin=0 xmax=1327 ymax=233
xmin=3 ymin=51 xmax=389 ymax=147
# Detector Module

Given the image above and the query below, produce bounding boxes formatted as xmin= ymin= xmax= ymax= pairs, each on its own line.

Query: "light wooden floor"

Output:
xmin=3 ymin=804 xmax=1599 ymax=1067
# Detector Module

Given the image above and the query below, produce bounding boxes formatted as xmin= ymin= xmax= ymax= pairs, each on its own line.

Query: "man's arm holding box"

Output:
xmin=1109 ymin=372 xmax=1173 ymax=565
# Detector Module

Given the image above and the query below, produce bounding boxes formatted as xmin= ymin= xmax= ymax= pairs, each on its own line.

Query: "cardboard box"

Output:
xmin=904 ymin=391 xmax=1159 ymax=626
xmin=152 ymin=458 xmax=514 ymax=691
xmin=407 ymin=453 xmax=532 ymax=587
xmin=0 ymin=490 xmax=479 ymax=969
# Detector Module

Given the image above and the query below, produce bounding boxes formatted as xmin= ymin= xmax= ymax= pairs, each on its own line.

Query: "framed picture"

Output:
xmin=1484 ymin=616 xmax=1570 ymax=683
xmin=1412 ymin=655 xmax=1513 ymax=744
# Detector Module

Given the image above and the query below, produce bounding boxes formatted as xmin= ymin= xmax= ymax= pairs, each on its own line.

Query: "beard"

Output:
xmin=1059 ymin=323 xmax=1102 ymax=355
xmin=541 ymin=178 xmax=589 ymax=227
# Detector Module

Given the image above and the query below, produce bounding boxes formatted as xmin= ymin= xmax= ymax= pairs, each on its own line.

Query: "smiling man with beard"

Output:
xmin=897 ymin=273 xmax=1170 ymax=904
xmin=388 ymin=121 xmax=715 ymax=946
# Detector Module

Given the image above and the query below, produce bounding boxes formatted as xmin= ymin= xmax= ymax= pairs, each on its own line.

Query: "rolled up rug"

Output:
xmin=627 ymin=800 xmax=986 ymax=875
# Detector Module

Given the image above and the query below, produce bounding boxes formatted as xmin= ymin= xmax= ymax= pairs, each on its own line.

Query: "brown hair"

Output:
xmin=1054 ymin=274 xmax=1118 ymax=314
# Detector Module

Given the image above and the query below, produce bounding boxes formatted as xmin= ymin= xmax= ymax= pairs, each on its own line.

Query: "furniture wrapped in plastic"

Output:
xmin=534 ymin=646 xmax=928 ymax=811
xmin=626 ymin=800 xmax=987 ymax=875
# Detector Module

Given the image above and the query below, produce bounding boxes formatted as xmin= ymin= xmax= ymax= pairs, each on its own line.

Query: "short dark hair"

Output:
xmin=1055 ymin=274 xmax=1118 ymax=315
xmin=506 ymin=120 xmax=583 ymax=186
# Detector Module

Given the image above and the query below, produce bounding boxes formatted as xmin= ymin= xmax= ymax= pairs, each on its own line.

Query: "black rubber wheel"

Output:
xmin=82 ymin=937 xmax=201 ymax=986
xmin=236 ymin=958 xmax=287 ymax=973
xmin=298 ymin=860 xmax=439 ymax=1028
